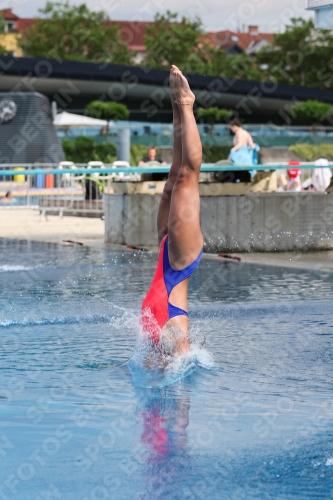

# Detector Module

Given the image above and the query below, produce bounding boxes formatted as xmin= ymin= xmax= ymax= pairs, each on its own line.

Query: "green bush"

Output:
xmin=62 ymin=136 xmax=95 ymax=163
xmin=94 ymin=142 xmax=117 ymax=163
xmin=197 ymin=107 xmax=232 ymax=124
xmin=62 ymin=138 xmax=160 ymax=165
xmin=197 ymin=108 xmax=233 ymax=135
xmin=130 ymin=144 xmax=148 ymax=166
xmin=75 ymin=136 xmax=95 ymax=157
xmin=62 ymin=136 xmax=114 ymax=163
xmin=291 ymin=100 xmax=333 ymax=124
xmin=62 ymin=138 xmax=238 ymax=165
xmin=61 ymin=138 xmax=76 ymax=159
xmin=85 ymin=101 xmax=130 ymax=121
xmin=289 ymin=144 xmax=333 ymax=161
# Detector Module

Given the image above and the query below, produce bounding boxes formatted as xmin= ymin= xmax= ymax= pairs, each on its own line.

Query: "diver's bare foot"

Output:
xmin=171 ymin=65 xmax=195 ymax=106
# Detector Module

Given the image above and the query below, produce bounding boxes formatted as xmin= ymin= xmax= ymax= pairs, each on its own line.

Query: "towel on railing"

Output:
xmin=229 ymin=144 xmax=260 ymax=166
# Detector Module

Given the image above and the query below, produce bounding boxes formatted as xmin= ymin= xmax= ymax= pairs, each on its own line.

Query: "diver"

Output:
xmin=141 ymin=65 xmax=203 ymax=356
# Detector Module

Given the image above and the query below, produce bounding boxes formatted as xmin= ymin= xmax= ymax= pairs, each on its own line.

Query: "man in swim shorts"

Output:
xmin=142 ymin=65 xmax=204 ymax=355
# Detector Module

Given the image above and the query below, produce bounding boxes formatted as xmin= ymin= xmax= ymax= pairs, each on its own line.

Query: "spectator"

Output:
xmin=0 ymin=191 xmax=13 ymax=203
xmin=100 ymin=125 xmax=108 ymax=136
xmin=215 ymin=118 xmax=259 ymax=183
xmin=139 ymin=146 xmax=167 ymax=181
xmin=228 ymin=118 xmax=256 ymax=159
xmin=302 ymin=159 xmax=332 ymax=192
xmin=85 ymin=175 xmax=103 ymax=200
xmin=278 ymin=168 xmax=302 ymax=191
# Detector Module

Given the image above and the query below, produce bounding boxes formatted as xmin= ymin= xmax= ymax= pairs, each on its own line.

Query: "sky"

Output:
xmin=2 ymin=0 xmax=313 ymax=32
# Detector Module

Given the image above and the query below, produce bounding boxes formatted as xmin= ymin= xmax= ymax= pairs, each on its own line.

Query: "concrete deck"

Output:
xmin=1 ymin=209 xmax=333 ymax=272
xmin=0 ymin=209 xmax=105 ymax=247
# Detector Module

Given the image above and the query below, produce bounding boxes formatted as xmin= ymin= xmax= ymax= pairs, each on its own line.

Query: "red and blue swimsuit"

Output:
xmin=141 ymin=235 xmax=202 ymax=343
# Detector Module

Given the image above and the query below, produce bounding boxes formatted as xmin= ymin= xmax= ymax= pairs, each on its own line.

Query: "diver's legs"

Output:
xmin=168 ymin=66 xmax=203 ymax=269
xmin=157 ymin=73 xmax=183 ymax=244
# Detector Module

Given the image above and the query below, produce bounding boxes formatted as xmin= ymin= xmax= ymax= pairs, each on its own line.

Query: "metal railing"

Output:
xmin=0 ymin=163 xmax=141 ymax=215
xmin=1 ymin=162 xmax=332 ymax=175
xmin=0 ymin=163 xmax=332 ymax=214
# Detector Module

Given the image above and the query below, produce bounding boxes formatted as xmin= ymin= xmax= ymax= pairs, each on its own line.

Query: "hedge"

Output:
xmin=289 ymin=144 xmax=333 ymax=161
xmin=62 ymin=138 xmax=233 ymax=165
xmin=62 ymin=137 xmax=147 ymax=165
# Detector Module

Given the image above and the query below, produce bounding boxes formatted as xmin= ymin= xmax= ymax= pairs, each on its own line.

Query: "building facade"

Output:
xmin=307 ymin=0 xmax=333 ymax=29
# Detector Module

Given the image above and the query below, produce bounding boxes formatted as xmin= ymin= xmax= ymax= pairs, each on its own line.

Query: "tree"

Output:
xmin=0 ymin=14 xmax=10 ymax=55
xmin=197 ymin=107 xmax=232 ymax=134
xmin=144 ymin=11 xmax=209 ymax=73
xmin=291 ymin=100 xmax=333 ymax=134
xmin=144 ymin=11 xmax=262 ymax=80
xmin=19 ymin=1 xmax=133 ymax=64
xmin=85 ymin=101 xmax=130 ymax=134
xmin=256 ymin=18 xmax=333 ymax=88
xmin=205 ymin=49 xmax=261 ymax=80
xmin=62 ymin=136 xmax=95 ymax=163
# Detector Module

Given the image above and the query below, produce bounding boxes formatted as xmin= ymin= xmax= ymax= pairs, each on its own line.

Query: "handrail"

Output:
xmin=0 ymin=164 xmax=331 ymax=176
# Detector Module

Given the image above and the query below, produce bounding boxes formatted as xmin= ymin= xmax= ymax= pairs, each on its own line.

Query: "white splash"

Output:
xmin=0 ymin=265 xmax=34 ymax=272
xmin=126 ymin=310 xmax=214 ymax=388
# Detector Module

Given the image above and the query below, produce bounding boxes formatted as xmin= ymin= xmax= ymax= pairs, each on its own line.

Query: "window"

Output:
xmin=5 ymin=22 xmax=15 ymax=32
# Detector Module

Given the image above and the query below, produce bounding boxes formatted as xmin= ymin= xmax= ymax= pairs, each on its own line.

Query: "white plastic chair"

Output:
xmin=111 ymin=161 xmax=130 ymax=168
xmin=58 ymin=161 xmax=77 ymax=185
xmin=111 ymin=161 xmax=131 ymax=180
xmin=87 ymin=161 xmax=106 ymax=178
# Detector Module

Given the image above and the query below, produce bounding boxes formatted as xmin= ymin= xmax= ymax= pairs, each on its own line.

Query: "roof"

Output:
xmin=0 ymin=9 xmax=19 ymax=21
xmin=206 ymin=30 xmax=274 ymax=53
xmin=106 ymin=20 xmax=152 ymax=49
xmin=16 ymin=18 xmax=34 ymax=31
xmin=1 ymin=55 xmax=333 ymax=104
xmin=3 ymin=56 xmax=333 ymax=124
xmin=1 ymin=14 xmax=152 ymax=50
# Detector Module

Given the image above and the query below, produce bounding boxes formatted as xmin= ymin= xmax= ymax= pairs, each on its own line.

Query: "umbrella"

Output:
xmin=53 ymin=111 xmax=111 ymax=129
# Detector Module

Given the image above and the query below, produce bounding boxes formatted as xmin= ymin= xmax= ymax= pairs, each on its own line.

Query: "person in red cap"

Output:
xmin=278 ymin=167 xmax=302 ymax=191
xmin=286 ymin=168 xmax=301 ymax=191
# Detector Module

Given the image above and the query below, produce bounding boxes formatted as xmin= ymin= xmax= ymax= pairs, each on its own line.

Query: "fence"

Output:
xmin=0 ymin=163 xmax=332 ymax=216
xmin=0 ymin=164 xmax=114 ymax=216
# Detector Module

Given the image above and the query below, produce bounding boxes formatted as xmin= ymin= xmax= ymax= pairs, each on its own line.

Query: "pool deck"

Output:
xmin=0 ymin=208 xmax=105 ymax=247
xmin=1 ymin=209 xmax=333 ymax=272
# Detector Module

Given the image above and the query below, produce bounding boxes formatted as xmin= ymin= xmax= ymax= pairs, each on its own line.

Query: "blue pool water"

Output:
xmin=1 ymin=239 xmax=333 ymax=499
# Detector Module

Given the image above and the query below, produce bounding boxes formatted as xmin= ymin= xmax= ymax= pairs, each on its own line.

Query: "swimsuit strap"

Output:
xmin=163 ymin=236 xmax=203 ymax=296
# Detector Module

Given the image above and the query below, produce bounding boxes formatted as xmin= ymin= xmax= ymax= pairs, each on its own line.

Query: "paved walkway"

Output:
xmin=1 ymin=209 xmax=333 ymax=272
xmin=0 ymin=209 xmax=105 ymax=247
